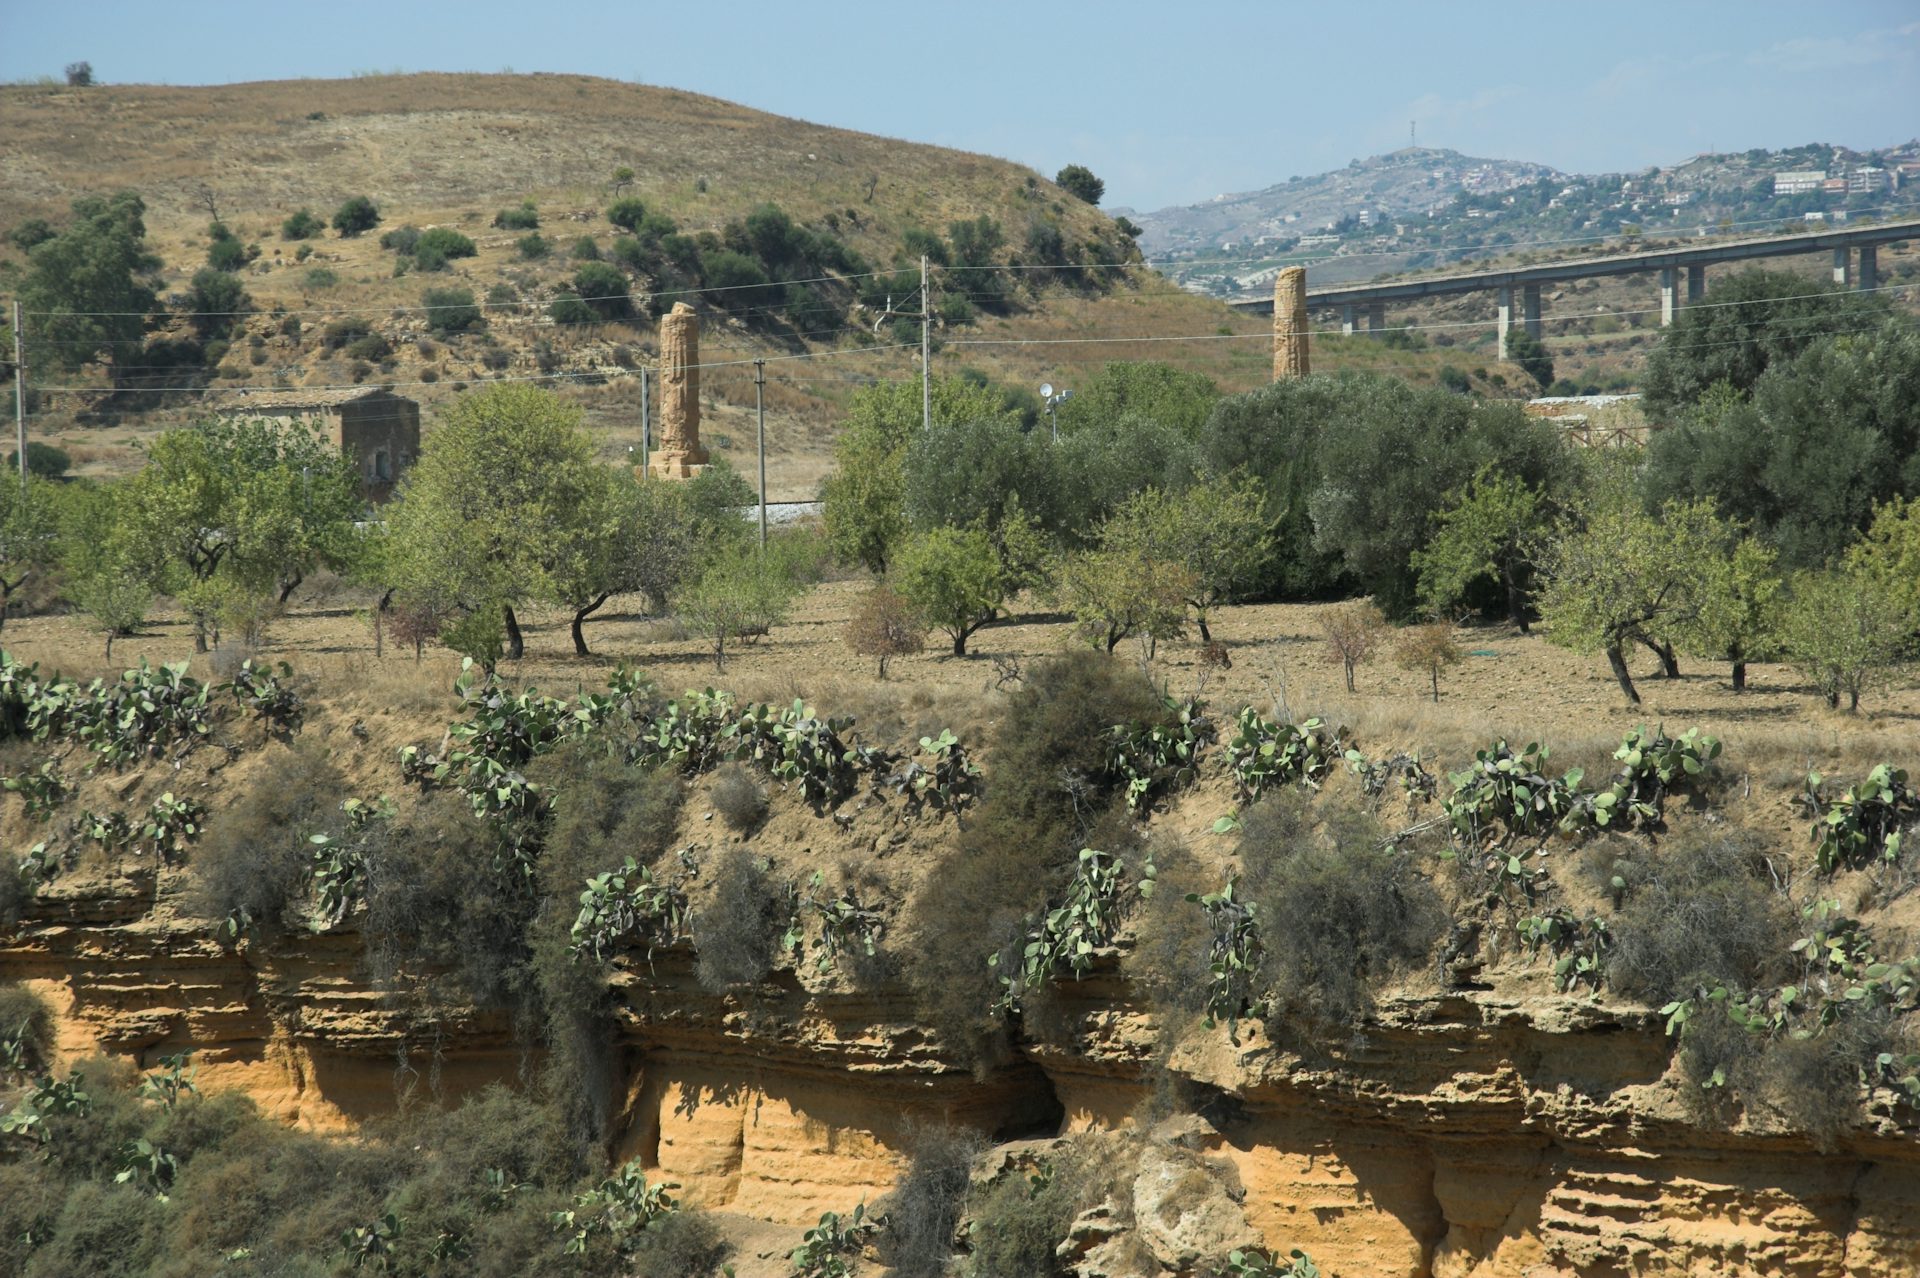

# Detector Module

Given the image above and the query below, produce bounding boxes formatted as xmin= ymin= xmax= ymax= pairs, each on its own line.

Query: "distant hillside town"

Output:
xmin=1131 ymin=140 xmax=1920 ymax=296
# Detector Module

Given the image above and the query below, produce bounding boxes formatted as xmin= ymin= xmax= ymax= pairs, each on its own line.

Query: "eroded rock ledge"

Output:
xmin=7 ymin=887 xmax=1917 ymax=1277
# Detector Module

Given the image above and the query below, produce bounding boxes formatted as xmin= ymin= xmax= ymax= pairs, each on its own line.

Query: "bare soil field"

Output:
xmin=6 ymin=574 xmax=1913 ymax=795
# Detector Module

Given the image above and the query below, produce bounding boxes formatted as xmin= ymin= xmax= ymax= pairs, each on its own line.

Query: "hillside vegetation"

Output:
xmin=0 ymin=74 xmax=1546 ymax=492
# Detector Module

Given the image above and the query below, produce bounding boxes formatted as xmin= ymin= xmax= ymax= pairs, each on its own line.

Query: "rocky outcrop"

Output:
xmin=7 ymin=884 xmax=1918 ymax=1275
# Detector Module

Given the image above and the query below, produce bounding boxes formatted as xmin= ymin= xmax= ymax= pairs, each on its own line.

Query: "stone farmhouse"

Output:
xmin=213 ymin=387 xmax=420 ymax=502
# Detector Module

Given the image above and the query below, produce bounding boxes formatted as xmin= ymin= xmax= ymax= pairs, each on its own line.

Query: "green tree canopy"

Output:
xmin=1505 ymin=327 xmax=1554 ymax=392
xmin=115 ymin=416 xmax=362 ymax=645
xmin=332 ymin=195 xmax=380 ymax=237
xmin=18 ymin=191 xmax=160 ymax=374
xmin=1677 ymin=534 xmax=1784 ymax=691
xmin=0 ymin=476 xmax=62 ymax=630
xmin=1537 ymin=497 xmax=1731 ymax=704
xmin=1055 ymin=164 xmax=1105 ymax=205
xmin=1641 ymin=267 xmax=1893 ymax=416
xmin=1098 ymin=476 xmax=1269 ymax=643
xmin=1208 ymin=373 xmax=1564 ymax=615
xmin=545 ymin=470 xmax=699 ymax=655
xmin=1643 ymin=320 xmax=1920 ymax=569
xmin=383 ymin=384 xmax=602 ymax=661
xmin=893 ymin=525 xmax=1005 ymax=656
xmin=1052 ymin=360 xmax=1220 ymax=439
xmin=821 ymin=376 xmax=1016 ymax=574
xmin=1410 ymin=467 xmax=1550 ymax=629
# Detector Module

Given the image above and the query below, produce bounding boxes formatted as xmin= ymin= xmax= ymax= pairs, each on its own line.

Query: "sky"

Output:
xmin=3 ymin=1 xmax=1916 ymax=212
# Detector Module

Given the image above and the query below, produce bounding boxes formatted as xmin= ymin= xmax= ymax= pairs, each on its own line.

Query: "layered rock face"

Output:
xmin=9 ymin=882 xmax=1917 ymax=1276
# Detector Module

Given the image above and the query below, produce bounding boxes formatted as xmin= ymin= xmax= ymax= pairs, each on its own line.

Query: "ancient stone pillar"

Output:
xmin=648 ymin=302 xmax=709 ymax=479
xmin=1272 ymin=266 xmax=1310 ymax=380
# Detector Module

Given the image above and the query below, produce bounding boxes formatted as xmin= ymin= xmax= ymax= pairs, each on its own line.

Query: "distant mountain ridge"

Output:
xmin=1131 ymin=140 xmax=1920 ymax=296
xmin=1124 ymin=147 xmax=1565 ymax=255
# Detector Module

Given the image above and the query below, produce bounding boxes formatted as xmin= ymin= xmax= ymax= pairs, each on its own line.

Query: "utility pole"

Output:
xmin=754 ymin=358 xmax=767 ymax=550
xmin=12 ymin=300 xmax=24 ymax=495
xmin=920 ymin=254 xmax=931 ymax=433
xmin=638 ymin=366 xmax=650 ymax=474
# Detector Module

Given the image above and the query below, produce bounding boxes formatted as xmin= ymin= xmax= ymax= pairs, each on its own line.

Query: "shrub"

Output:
xmin=423 ymin=286 xmax=483 ymax=335
xmin=493 ymin=201 xmax=539 ymax=230
xmin=21 ymin=1181 xmax=163 ymax=1278
xmin=571 ymin=236 xmax=601 ymax=261
xmin=709 ymin=764 xmax=768 ymax=832
xmin=7 ymin=441 xmax=70 ymax=478
xmin=964 ymin=1152 xmax=1092 ymax=1278
xmin=302 ymin=266 xmax=337 ymax=290
xmin=206 ymin=234 xmax=247 ymax=270
xmin=187 ymin=740 xmax=345 ymax=938
xmin=1241 ymin=792 xmax=1447 ymax=1032
xmin=516 ymin=232 xmax=551 ymax=260
xmin=528 ymin=744 xmax=683 ymax=883
xmin=609 ymin=235 xmax=650 ymax=273
xmin=1054 ymin=164 xmax=1105 ymax=205
xmin=0 ymin=983 xmax=53 ymax=1073
xmin=691 ymin=848 xmax=788 ymax=992
xmin=905 ymin=653 xmax=1163 ymax=1063
xmin=331 ymin=195 xmax=380 ymax=237
xmin=628 ymin=1209 xmax=732 ymax=1277
xmin=937 ymin=293 xmax=976 ymax=327
xmin=1603 ymin=829 xmax=1787 ymax=1003
xmin=380 ymin=224 xmax=421 ymax=254
xmin=677 ymin=547 xmax=799 ymax=671
xmin=1395 ymin=622 xmax=1462 ymax=701
xmin=281 ymin=208 xmax=323 ymax=240
xmin=700 ymin=250 xmax=781 ymax=311
xmin=879 ymin=1125 xmax=986 ymax=1278
xmin=572 ymin=261 xmax=632 ymax=319
xmin=1320 ymin=600 xmax=1386 ymax=692
xmin=549 ymin=293 xmax=595 ymax=326
xmin=607 ymin=197 xmax=648 ymax=231
xmin=416 ymin=226 xmax=477 ymax=261
xmin=342 ymin=333 xmax=391 ymax=362
xmin=845 ymin=584 xmax=925 ymax=677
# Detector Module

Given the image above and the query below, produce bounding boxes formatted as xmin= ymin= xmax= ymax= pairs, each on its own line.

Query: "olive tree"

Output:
xmin=821 ymin=377 xmax=1017 ymax=574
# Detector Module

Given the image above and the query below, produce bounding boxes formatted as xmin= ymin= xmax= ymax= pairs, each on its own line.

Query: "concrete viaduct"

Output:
xmin=1227 ymin=217 xmax=1920 ymax=358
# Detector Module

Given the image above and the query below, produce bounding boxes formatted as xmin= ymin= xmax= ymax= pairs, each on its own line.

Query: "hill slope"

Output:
xmin=1 ymin=74 xmax=1298 ymax=494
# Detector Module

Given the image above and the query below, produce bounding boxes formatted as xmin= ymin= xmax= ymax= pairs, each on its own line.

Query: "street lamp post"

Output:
xmin=1040 ymin=383 xmax=1072 ymax=442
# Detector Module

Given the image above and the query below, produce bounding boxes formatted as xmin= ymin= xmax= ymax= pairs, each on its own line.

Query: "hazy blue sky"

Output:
xmin=3 ymin=1 xmax=1915 ymax=211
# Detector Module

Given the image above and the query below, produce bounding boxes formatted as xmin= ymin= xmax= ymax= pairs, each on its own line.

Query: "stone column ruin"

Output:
xmin=1272 ymin=266 xmax=1310 ymax=380
xmin=648 ymin=301 xmax=709 ymax=479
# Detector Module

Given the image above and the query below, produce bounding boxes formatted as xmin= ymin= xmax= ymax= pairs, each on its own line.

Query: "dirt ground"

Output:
xmin=5 ymin=573 xmax=1913 ymax=793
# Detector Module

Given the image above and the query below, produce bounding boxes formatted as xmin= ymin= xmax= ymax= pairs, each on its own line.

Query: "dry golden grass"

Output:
xmin=6 ymin=573 xmax=1913 ymax=794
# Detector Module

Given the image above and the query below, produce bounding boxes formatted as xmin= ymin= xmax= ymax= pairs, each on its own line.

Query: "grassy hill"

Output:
xmin=0 ymin=74 xmax=1534 ymax=495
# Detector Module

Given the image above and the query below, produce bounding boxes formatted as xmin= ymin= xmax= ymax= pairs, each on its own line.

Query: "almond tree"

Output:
xmin=1537 ymin=498 xmax=1728 ymax=704
xmin=383 ymin=384 xmax=602 ymax=662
